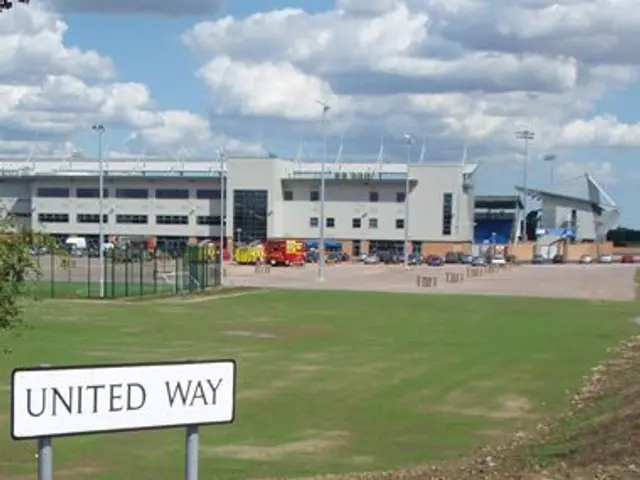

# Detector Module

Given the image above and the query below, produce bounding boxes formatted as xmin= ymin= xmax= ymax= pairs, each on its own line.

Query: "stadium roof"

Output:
xmin=0 ymin=156 xmax=478 ymax=178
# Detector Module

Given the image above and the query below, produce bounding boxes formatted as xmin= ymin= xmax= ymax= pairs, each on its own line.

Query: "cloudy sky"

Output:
xmin=1 ymin=0 xmax=639 ymax=225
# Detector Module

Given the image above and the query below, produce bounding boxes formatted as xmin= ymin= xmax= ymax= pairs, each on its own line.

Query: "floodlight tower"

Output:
xmin=316 ymin=99 xmax=330 ymax=281
xmin=543 ymin=153 xmax=557 ymax=186
xmin=92 ymin=124 xmax=106 ymax=298
xmin=515 ymin=130 xmax=534 ymax=241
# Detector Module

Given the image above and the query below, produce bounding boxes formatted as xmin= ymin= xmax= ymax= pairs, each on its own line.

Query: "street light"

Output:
xmin=316 ymin=99 xmax=330 ymax=281
xmin=403 ymin=134 xmax=413 ymax=268
xmin=543 ymin=154 xmax=556 ymax=186
xmin=91 ymin=124 xmax=106 ymax=298
xmin=515 ymin=129 xmax=534 ymax=241
xmin=218 ymin=149 xmax=225 ymax=286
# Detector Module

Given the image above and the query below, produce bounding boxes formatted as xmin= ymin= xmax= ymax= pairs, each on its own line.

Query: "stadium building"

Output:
xmin=0 ymin=155 xmax=478 ymax=256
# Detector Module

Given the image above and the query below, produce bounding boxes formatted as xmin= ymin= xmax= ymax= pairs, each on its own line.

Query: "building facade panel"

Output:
xmin=0 ymin=156 xmax=477 ymax=245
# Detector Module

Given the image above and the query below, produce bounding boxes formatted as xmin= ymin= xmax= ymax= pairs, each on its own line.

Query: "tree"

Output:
xmin=0 ymin=215 xmax=58 ymax=332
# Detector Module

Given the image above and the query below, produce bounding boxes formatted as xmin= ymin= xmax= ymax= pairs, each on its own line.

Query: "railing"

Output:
xmin=30 ymin=248 xmax=222 ymax=299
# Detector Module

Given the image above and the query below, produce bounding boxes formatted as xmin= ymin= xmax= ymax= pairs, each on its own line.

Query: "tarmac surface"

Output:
xmin=223 ymin=262 xmax=637 ymax=301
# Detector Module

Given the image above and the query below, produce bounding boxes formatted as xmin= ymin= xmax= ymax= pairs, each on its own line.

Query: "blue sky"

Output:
xmin=1 ymin=0 xmax=639 ymax=225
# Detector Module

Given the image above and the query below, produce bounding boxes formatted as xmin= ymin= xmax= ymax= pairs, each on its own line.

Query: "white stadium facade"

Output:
xmin=0 ymin=155 xmax=478 ymax=256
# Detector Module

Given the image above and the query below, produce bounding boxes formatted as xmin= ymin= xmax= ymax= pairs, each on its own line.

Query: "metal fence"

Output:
xmin=32 ymin=249 xmax=222 ymax=299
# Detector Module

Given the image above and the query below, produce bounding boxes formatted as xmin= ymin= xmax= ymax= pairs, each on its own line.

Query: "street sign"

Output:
xmin=11 ymin=359 xmax=236 ymax=440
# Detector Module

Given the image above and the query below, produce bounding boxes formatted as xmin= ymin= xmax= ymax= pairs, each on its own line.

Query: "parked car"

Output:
xmin=425 ymin=254 xmax=444 ymax=266
xmin=363 ymin=254 xmax=380 ymax=265
xmin=579 ymin=254 xmax=593 ymax=264
xmin=444 ymin=251 xmax=461 ymax=263
xmin=598 ymin=254 xmax=613 ymax=264
xmin=408 ymin=254 xmax=423 ymax=265
xmin=552 ymin=254 xmax=565 ymax=264
xmin=531 ymin=254 xmax=546 ymax=264
xmin=460 ymin=254 xmax=474 ymax=264
xmin=471 ymin=256 xmax=486 ymax=267
xmin=490 ymin=255 xmax=506 ymax=265
xmin=620 ymin=254 xmax=635 ymax=264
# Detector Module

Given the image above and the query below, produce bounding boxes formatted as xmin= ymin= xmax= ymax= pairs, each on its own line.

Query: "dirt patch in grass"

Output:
xmin=436 ymin=392 xmax=536 ymax=419
xmin=206 ymin=431 xmax=350 ymax=461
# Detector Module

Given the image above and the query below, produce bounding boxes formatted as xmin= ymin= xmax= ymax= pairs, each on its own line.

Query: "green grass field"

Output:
xmin=1 ymin=290 xmax=638 ymax=479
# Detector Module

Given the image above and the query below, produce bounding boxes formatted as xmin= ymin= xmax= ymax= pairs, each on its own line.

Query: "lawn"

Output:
xmin=0 ymin=290 xmax=638 ymax=479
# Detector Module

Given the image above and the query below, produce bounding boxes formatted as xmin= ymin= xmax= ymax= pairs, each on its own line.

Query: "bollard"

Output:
xmin=416 ymin=275 xmax=422 ymax=287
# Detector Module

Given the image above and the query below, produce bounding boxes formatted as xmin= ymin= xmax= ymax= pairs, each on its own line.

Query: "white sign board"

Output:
xmin=11 ymin=360 xmax=236 ymax=439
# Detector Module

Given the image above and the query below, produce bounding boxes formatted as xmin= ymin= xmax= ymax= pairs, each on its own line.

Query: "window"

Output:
xmin=38 ymin=213 xmax=69 ymax=223
xmin=310 ymin=190 xmax=319 ymax=201
xmin=197 ymin=215 xmax=222 ymax=226
xmin=396 ymin=191 xmax=405 ymax=203
xmin=309 ymin=217 xmax=319 ymax=228
xmin=233 ymin=189 xmax=268 ymax=242
xmin=368 ymin=218 xmax=378 ymax=228
xmin=115 ymin=188 xmax=148 ymax=199
xmin=442 ymin=192 xmax=453 ymax=236
xmin=116 ymin=214 xmax=148 ymax=224
xmin=283 ymin=190 xmax=294 ymax=201
xmin=326 ymin=217 xmax=335 ymax=228
xmin=156 ymin=215 xmax=189 ymax=225
xmin=196 ymin=189 xmax=221 ymax=199
xmin=352 ymin=217 xmax=362 ymax=228
xmin=369 ymin=191 xmax=379 ymax=202
xmin=77 ymin=214 xmax=108 ymax=223
xmin=76 ymin=188 xmax=108 ymax=198
xmin=37 ymin=188 xmax=69 ymax=198
xmin=395 ymin=218 xmax=405 ymax=229
xmin=155 ymin=189 xmax=189 ymax=200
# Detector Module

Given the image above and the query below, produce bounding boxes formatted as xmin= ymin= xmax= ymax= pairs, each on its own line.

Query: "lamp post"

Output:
xmin=543 ymin=154 xmax=556 ymax=186
xmin=218 ymin=150 xmax=225 ymax=286
xmin=91 ymin=124 xmax=106 ymax=298
xmin=317 ymin=100 xmax=330 ymax=281
xmin=403 ymin=134 xmax=413 ymax=268
xmin=515 ymin=130 xmax=534 ymax=241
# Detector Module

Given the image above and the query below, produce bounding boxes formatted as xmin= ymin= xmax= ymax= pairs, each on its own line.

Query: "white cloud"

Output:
xmin=0 ymin=3 xmax=249 ymax=156
xmin=183 ymin=0 xmax=640 ymax=154
xmin=47 ymin=0 xmax=225 ymax=16
xmin=557 ymin=160 xmax=617 ymax=184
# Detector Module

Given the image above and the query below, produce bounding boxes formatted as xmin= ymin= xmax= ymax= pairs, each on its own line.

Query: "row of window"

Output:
xmin=308 ymin=217 xmax=406 ymax=230
xmin=285 ymin=190 xmax=406 ymax=203
xmin=36 ymin=188 xmax=221 ymax=200
xmin=38 ymin=213 xmax=223 ymax=226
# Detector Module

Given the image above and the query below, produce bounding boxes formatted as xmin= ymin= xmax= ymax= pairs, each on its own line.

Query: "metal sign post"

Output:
xmin=37 ymin=436 xmax=52 ymax=480
xmin=184 ymin=425 xmax=199 ymax=480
